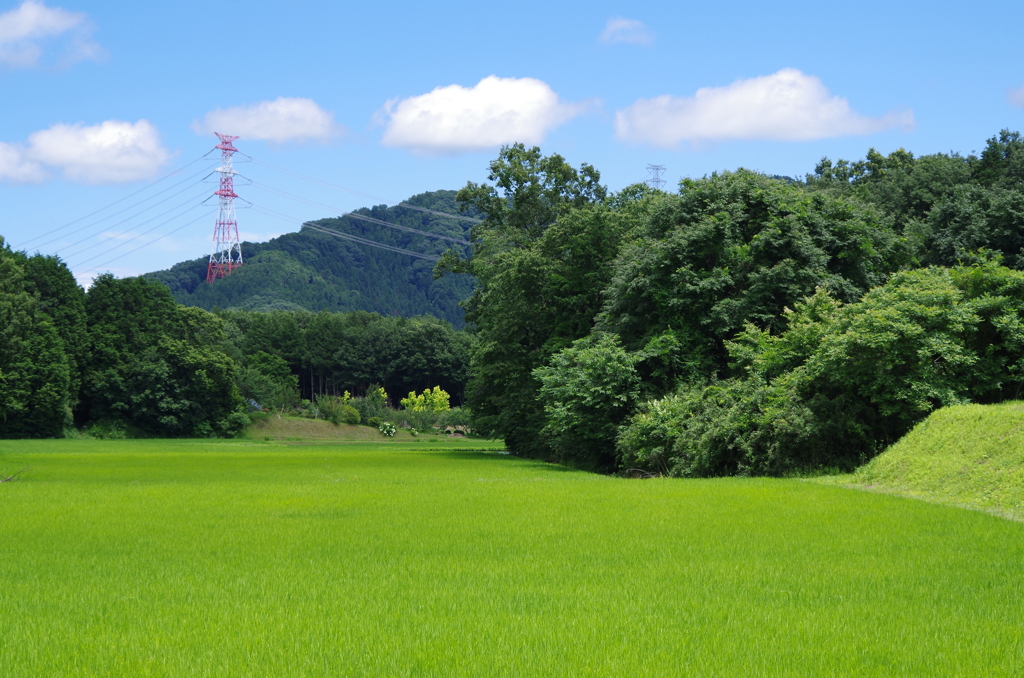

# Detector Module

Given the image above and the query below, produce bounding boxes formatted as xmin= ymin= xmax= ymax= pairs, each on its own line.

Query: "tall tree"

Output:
xmin=0 ymin=240 xmax=72 ymax=438
xmin=437 ymin=145 xmax=655 ymax=459
xmin=598 ymin=170 xmax=902 ymax=380
xmin=80 ymin=274 xmax=244 ymax=436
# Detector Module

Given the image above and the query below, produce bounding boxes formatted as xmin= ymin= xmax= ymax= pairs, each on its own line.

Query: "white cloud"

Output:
xmin=599 ymin=17 xmax=654 ymax=46
xmin=378 ymin=75 xmax=589 ymax=154
xmin=0 ymin=119 xmax=170 ymax=184
xmin=0 ymin=0 xmax=102 ymax=68
xmin=616 ymin=68 xmax=914 ymax=148
xmin=193 ymin=97 xmax=339 ymax=143
xmin=1008 ymin=85 xmax=1024 ymax=109
xmin=0 ymin=140 xmax=45 ymax=182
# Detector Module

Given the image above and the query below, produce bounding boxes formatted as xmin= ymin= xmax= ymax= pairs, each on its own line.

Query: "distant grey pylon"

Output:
xmin=646 ymin=164 xmax=667 ymax=191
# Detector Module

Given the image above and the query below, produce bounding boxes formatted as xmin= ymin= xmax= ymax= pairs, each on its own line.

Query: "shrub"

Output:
xmin=534 ymin=333 xmax=641 ymax=471
xmin=399 ymin=386 xmax=451 ymax=430
xmin=317 ymin=394 xmax=361 ymax=426
xmin=352 ymin=386 xmax=389 ymax=423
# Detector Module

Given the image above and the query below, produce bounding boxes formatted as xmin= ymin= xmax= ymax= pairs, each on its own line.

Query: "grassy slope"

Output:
xmin=1 ymin=439 xmax=1023 ymax=676
xmin=818 ymin=401 xmax=1024 ymax=521
xmin=243 ymin=415 xmax=430 ymax=442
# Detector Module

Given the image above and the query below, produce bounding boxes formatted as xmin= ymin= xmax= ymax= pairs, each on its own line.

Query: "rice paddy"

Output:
xmin=1 ymin=437 xmax=1022 ymax=676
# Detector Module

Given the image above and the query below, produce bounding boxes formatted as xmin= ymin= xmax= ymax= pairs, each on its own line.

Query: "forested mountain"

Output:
xmin=147 ymin=190 xmax=476 ymax=327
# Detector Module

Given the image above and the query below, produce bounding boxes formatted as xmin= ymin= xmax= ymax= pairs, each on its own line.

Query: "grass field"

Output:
xmin=818 ymin=401 xmax=1024 ymax=521
xmin=2 ymin=436 xmax=1023 ymax=676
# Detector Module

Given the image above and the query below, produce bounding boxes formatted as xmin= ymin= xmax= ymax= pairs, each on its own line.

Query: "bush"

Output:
xmin=534 ymin=333 xmax=641 ymax=471
xmin=351 ymin=386 xmax=389 ymax=424
xmin=82 ymin=420 xmax=129 ymax=440
xmin=317 ymin=394 xmax=361 ymax=426
xmin=398 ymin=386 xmax=451 ymax=431
xmin=440 ymin=406 xmax=473 ymax=432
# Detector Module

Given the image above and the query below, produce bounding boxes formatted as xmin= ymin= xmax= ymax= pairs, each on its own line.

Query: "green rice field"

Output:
xmin=1 ymin=437 xmax=1023 ymax=676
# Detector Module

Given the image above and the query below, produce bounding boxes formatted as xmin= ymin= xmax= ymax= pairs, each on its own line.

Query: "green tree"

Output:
xmin=238 ymin=350 xmax=300 ymax=412
xmin=534 ymin=333 xmax=641 ymax=470
xmin=0 ymin=240 xmax=72 ymax=438
xmin=19 ymin=253 xmax=88 ymax=405
xmin=437 ymin=145 xmax=651 ymax=458
xmin=973 ymin=129 xmax=1024 ymax=188
xmin=598 ymin=170 xmax=901 ymax=379
xmin=81 ymin=274 xmax=244 ymax=436
xmin=619 ymin=262 xmax=1024 ymax=476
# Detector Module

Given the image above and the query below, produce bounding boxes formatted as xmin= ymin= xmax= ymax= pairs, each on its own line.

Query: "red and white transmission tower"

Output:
xmin=206 ymin=132 xmax=244 ymax=283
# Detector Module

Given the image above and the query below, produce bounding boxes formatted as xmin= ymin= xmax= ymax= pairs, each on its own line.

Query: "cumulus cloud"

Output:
xmin=1008 ymin=85 xmax=1024 ymax=109
xmin=0 ymin=0 xmax=102 ymax=68
xmin=192 ymin=97 xmax=339 ymax=143
xmin=616 ymin=68 xmax=914 ymax=148
xmin=0 ymin=119 xmax=170 ymax=184
xmin=599 ymin=17 xmax=654 ymax=46
xmin=0 ymin=141 xmax=45 ymax=181
xmin=379 ymin=75 xmax=588 ymax=154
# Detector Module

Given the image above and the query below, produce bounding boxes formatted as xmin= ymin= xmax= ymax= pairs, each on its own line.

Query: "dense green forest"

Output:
xmin=147 ymin=190 xmax=476 ymax=327
xmin=0 ymin=247 xmax=472 ymax=438
xmin=449 ymin=132 xmax=1024 ymax=474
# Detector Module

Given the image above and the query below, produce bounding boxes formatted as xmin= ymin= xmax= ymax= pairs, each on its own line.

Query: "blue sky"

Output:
xmin=2 ymin=0 xmax=1023 ymax=284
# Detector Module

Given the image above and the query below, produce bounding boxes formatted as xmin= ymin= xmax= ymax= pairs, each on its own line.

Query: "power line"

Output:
xmin=249 ymin=182 xmax=470 ymax=245
xmin=252 ymin=205 xmax=440 ymax=262
xmin=249 ymin=157 xmax=482 ymax=224
xmin=15 ymin=153 xmax=217 ymax=251
xmin=304 ymin=224 xmax=440 ymax=262
xmin=51 ymin=186 xmax=214 ymax=258
xmin=75 ymin=209 xmax=217 ymax=275
xmin=65 ymin=201 xmax=207 ymax=270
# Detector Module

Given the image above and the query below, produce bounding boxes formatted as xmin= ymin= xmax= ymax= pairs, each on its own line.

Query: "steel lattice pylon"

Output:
xmin=206 ymin=132 xmax=243 ymax=283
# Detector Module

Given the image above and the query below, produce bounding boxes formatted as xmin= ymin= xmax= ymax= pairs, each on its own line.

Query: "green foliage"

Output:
xmin=400 ymin=386 xmax=450 ymax=412
xmin=621 ymin=262 xmax=1024 ymax=475
xmin=439 ymin=406 xmax=473 ymax=432
xmin=599 ymin=170 xmax=902 ymax=374
xmin=924 ymin=185 xmax=1024 ymax=268
xmin=973 ymin=129 xmax=1024 ymax=188
xmin=351 ymin=385 xmax=389 ymax=423
xmin=398 ymin=387 xmax=451 ymax=430
xmin=534 ymin=333 xmax=641 ymax=470
xmin=807 ymin=137 xmax=1024 ymax=270
xmin=444 ymin=145 xmax=656 ymax=459
xmin=18 ymin=252 xmax=88 ymax=402
xmin=222 ymin=309 xmax=472 ymax=406
xmin=317 ymin=394 xmax=361 ymax=426
xmin=0 ymin=240 xmax=73 ymax=438
xmin=237 ymin=350 xmax=300 ymax=413
xmin=81 ymin=274 xmax=245 ymax=437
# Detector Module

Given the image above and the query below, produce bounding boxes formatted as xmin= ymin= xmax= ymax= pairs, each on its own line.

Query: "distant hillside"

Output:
xmin=146 ymin=190 xmax=475 ymax=327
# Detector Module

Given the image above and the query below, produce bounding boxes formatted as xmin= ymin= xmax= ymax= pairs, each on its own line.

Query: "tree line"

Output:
xmin=446 ymin=132 xmax=1024 ymax=475
xmin=0 ymin=249 xmax=472 ymax=439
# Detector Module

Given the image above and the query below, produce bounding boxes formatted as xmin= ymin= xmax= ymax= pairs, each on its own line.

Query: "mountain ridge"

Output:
xmin=146 ymin=189 xmax=475 ymax=327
